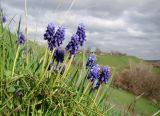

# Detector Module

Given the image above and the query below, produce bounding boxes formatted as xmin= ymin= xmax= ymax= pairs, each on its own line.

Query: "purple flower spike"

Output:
xmin=54 ymin=48 xmax=65 ymax=63
xmin=100 ymin=66 xmax=111 ymax=84
xmin=66 ymin=34 xmax=79 ymax=57
xmin=2 ymin=16 xmax=7 ymax=23
xmin=44 ymin=23 xmax=55 ymax=42
xmin=17 ymin=32 xmax=25 ymax=44
xmin=76 ymin=23 xmax=86 ymax=46
xmin=86 ymin=54 xmax=96 ymax=68
xmin=94 ymin=66 xmax=111 ymax=89
xmin=88 ymin=64 xmax=100 ymax=82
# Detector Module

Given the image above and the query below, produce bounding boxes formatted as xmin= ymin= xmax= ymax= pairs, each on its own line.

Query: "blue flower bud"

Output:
xmin=86 ymin=54 xmax=96 ymax=68
xmin=17 ymin=32 xmax=25 ymax=44
xmin=2 ymin=16 xmax=7 ymax=23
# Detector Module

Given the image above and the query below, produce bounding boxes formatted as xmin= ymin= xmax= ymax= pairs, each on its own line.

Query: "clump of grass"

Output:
xmin=0 ymin=13 xmax=115 ymax=115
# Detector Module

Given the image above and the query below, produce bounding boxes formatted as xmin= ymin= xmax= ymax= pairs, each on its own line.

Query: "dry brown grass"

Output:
xmin=113 ymin=61 xmax=160 ymax=101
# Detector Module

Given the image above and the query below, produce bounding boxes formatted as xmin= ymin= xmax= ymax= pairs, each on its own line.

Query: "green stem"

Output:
xmin=61 ymin=55 xmax=74 ymax=80
xmin=94 ymin=85 xmax=101 ymax=102
xmin=12 ymin=46 xmax=20 ymax=77
xmin=79 ymin=81 xmax=91 ymax=102
xmin=92 ymin=85 xmax=101 ymax=108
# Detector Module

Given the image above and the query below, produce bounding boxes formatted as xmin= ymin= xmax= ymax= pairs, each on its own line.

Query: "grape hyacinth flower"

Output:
xmin=86 ymin=54 xmax=96 ymax=68
xmin=100 ymin=66 xmax=110 ymax=84
xmin=45 ymin=25 xmax=65 ymax=51
xmin=16 ymin=90 xmax=23 ymax=97
xmin=88 ymin=64 xmax=100 ymax=82
xmin=76 ymin=23 xmax=86 ymax=46
xmin=95 ymin=66 xmax=111 ymax=89
xmin=54 ymin=48 xmax=65 ymax=63
xmin=66 ymin=34 xmax=79 ymax=57
xmin=2 ymin=16 xmax=6 ymax=23
xmin=17 ymin=32 xmax=25 ymax=44
xmin=44 ymin=23 xmax=55 ymax=42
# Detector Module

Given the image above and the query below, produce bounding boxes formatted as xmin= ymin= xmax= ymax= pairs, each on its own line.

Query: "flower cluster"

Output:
xmin=54 ymin=48 xmax=65 ymax=63
xmin=44 ymin=23 xmax=65 ymax=50
xmin=66 ymin=23 xmax=86 ymax=57
xmin=2 ymin=16 xmax=6 ymax=23
xmin=86 ymin=54 xmax=96 ymax=68
xmin=86 ymin=54 xmax=111 ymax=89
xmin=17 ymin=32 xmax=25 ymax=44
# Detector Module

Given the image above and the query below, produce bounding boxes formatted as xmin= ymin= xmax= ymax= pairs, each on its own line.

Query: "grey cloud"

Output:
xmin=1 ymin=0 xmax=160 ymax=60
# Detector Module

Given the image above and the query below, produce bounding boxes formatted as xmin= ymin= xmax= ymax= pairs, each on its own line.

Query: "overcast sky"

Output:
xmin=1 ymin=0 xmax=160 ymax=60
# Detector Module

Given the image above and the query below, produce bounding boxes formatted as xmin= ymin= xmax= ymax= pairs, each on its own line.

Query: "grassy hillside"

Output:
xmin=96 ymin=54 xmax=140 ymax=71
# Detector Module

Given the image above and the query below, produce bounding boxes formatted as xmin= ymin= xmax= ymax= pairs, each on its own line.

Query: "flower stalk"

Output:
xmin=12 ymin=46 xmax=20 ymax=76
